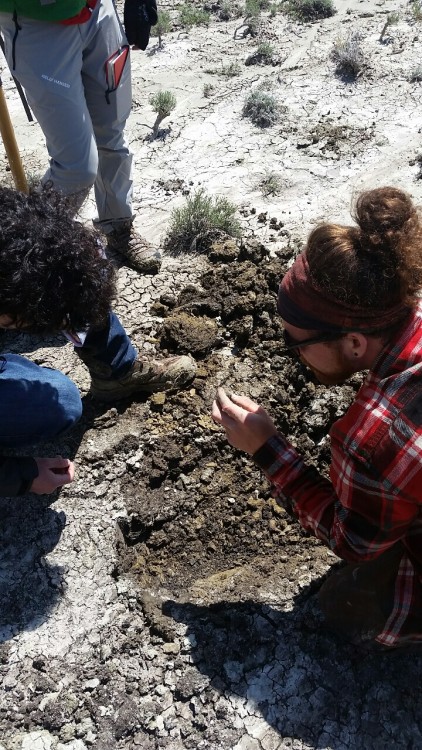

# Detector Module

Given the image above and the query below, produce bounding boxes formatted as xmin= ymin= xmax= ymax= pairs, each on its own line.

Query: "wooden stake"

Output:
xmin=0 ymin=77 xmax=28 ymax=193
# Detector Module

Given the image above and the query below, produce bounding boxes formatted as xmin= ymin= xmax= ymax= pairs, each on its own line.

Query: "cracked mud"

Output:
xmin=2 ymin=0 xmax=422 ymax=747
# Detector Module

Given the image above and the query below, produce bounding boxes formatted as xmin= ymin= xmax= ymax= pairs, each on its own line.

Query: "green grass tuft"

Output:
xmin=287 ymin=0 xmax=335 ymax=22
xmin=242 ymin=90 xmax=280 ymax=127
xmin=164 ymin=190 xmax=242 ymax=255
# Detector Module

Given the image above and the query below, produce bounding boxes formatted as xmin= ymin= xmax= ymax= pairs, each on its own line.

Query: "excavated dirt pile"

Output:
xmin=115 ymin=238 xmax=358 ymax=594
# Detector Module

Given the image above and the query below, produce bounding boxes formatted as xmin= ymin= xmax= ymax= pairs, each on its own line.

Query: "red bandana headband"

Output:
xmin=277 ymin=251 xmax=410 ymax=332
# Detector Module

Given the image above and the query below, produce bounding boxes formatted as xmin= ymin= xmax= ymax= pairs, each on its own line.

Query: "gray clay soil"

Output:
xmin=1 ymin=1 xmax=422 ymax=748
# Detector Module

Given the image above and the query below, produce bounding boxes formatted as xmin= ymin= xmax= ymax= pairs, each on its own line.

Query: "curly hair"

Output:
xmin=306 ymin=187 xmax=422 ymax=310
xmin=0 ymin=186 xmax=116 ymax=333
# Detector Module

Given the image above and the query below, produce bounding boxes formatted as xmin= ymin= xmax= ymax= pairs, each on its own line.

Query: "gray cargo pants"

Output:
xmin=0 ymin=0 xmax=133 ymax=231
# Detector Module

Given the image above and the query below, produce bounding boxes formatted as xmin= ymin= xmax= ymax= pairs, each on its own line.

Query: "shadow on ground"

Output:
xmin=164 ymin=591 xmax=422 ymax=748
xmin=0 ymin=495 xmax=66 ymax=642
xmin=0 ymin=391 xmax=143 ymax=643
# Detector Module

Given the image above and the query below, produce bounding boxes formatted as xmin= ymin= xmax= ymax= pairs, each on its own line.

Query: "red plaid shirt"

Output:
xmin=254 ymin=302 xmax=422 ymax=646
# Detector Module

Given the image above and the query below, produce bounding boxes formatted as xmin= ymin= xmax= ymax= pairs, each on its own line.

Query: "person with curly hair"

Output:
xmin=212 ymin=186 xmax=422 ymax=649
xmin=0 ymin=187 xmax=195 ymax=497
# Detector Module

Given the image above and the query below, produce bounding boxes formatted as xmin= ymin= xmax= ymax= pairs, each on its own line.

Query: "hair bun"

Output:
xmin=354 ymin=187 xmax=416 ymax=251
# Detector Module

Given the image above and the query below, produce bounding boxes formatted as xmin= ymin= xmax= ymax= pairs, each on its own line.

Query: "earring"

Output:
xmin=354 ymin=352 xmax=359 ymax=357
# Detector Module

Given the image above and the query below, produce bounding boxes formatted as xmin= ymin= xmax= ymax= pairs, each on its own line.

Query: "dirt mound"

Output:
xmin=116 ymin=238 xmax=358 ymax=595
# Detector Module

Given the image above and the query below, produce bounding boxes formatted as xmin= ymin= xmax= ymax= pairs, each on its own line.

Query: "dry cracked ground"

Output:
xmin=1 ymin=0 xmax=422 ymax=748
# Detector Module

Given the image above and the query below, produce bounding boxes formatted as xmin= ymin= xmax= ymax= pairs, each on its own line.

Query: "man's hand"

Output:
xmin=31 ymin=457 xmax=75 ymax=495
xmin=211 ymin=387 xmax=278 ymax=455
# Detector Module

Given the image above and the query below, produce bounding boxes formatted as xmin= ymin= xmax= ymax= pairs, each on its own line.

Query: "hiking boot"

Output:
xmin=90 ymin=355 xmax=196 ymax=401
xmin=107 ymin=221 xmax=162 ymax=275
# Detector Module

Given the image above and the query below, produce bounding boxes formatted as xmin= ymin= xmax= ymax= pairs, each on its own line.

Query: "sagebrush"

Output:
xmin=260 ymin=172 xmax=283 ymax=196
xmin=379 ymin=12 xmax=399 ymax=41
xmin=246 ymin=41 xmax=274 ymax=65
xmin=151 ymin=10 xmax=173 ymax=47
xmin=409 ymin=66 xmax=422 ymax=82
xmin=242 ymin=90 xmax=280 ymax=127
xmin=331 ymin=32 xmax=366 ymax=77
xmin=164 ymin=190 xmax=242 ymax=255
xmin=179 ymin=3 xmax=210 ymax=28
xmin=149 ymin=91 xmax=176 ymax=138
xmin=287 ymin=0 xmax=335 ymax=21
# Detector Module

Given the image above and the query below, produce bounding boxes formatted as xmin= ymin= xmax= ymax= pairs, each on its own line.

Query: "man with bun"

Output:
xmin=212 ymin=187 xmax=422 ymax=649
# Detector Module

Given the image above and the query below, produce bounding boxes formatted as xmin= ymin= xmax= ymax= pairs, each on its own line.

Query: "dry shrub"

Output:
xmin=287 ymin=0 xmax=335 ymax=22
xmin=164 ymin=190 xmax=241 ymax=255
xmin=242 ymin=90 xmax=280 ymax=127
xmin=331 ymin=32 xmax=366 ymax=78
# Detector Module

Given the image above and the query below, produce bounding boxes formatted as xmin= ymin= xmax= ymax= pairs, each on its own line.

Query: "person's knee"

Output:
xmin=43 ymin=168 xmax=97 ymax=196
xmin=20 ymin=368 xmax=83 ymax=441
xmin=43 ymin=147 xmax=99 ymax=196
xmin=50 ymin=372 xmax=83 ymax=436
xmin=0 ymin=357 xmax=83 ymax=447
xmin=78 ymin=161 xmax=98 ymax=189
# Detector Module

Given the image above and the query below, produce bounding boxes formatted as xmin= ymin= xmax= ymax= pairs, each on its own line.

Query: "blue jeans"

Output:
xmin=0 ymin=312 xmax=136 ymax=449
xmin=79 ymin=310 xmax=136 ymax=379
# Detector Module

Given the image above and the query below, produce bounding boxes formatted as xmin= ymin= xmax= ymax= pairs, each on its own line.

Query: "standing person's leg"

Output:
xmin=80 ymin=0 xmax=133 ymax=228
xmin=81 ymin=0 xmax=161 ymax=274
xmin=0 ymin=14 xmax=97 ymax=211
xmin=76 ymin=312 xmax=196 ymax=401
xmin=0 ymin=6 xmax=159 ymax=272
xmin=0 ymin=355 xmax=82 ymax=448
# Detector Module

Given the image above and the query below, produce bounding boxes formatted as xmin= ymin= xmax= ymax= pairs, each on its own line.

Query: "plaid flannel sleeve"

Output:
xmin=253 ymin=431 xmax=420 ymax=563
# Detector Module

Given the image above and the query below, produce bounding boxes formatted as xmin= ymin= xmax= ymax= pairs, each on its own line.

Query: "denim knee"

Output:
xmin=0 ymin=355 xmax=83 ymax=448
xmin=50 ymin=369 xmax=83 ymax=436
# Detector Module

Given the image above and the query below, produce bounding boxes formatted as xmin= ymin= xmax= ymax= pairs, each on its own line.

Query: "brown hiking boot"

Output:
xmin=90 ymin=355 xmax=196 ymax=401
xmin=107 ymin=220 xmax=162 ymax=275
